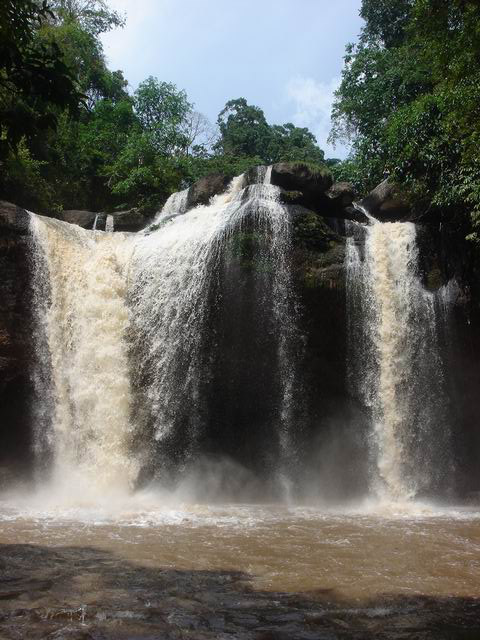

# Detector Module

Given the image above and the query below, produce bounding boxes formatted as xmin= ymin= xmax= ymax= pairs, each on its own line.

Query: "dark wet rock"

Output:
xmin=46 ymin=627 xmax=94 ymax=639
xmin=343 ymin=205 xmax=368 ymax=224
xmin=292 ymin=210 xmax=342 ymax=257
xmin=359 ymin=178 xmax=411 ymax=222
xmin=279 ymin=190 xmax=305 ymax=206
xmin=271 ymin=162 xmax=333 ymax=196
xmin=0 ymin=202 xmax=35 ymax=479
xmin=187 ymin=173 xmax=230 ymax=209
xmin=243 ymin=165 xmax=268 ymax=186
xmin=58 ymin=208 xmax=150 ymax=233
xmin=59 ymin=209 xmax=98 ymax=229
xmin=326 ymin=182 xmax=356 ymax=210
xmin=111 ymin=209 xmax=150 ymax=233
xmin=267 ymin=164 xmax=363 ymax=223
xmin=0 ymin=201 xmax=30 ymax=234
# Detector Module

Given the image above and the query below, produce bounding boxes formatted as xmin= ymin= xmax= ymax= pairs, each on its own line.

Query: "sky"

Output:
xmin=101 ymin=0 xmax=364 ymax=159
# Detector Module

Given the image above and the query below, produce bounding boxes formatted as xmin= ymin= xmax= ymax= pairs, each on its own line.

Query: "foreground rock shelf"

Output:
xmin=0 ymin=534 xmax=479 ymax=640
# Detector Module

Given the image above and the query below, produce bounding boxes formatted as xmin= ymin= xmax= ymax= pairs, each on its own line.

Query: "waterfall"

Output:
xmin=129 ymin=170 xmax=300 ymax=484
xmin=29 ymin=171 xmax=300 ymax=495
xmin=158 ymin=187 xmax=190 ymax=219
xmin=29 ymin=216 xmax=138 ymax=494
xmin=127 ymin=175 xmax=247 ymax=473
xmin=346 ymin=213 xmax=451 ymax=503
xmin=105 ymin=214 xmax=114 ymax=233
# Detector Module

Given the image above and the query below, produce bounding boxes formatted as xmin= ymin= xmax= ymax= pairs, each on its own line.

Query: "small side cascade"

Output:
xmin=92 ymin=214 xmax=99 ymax=231
xmin=105 ymin=215 xmax=114 ymax=233
xmin=157 ymin=188 xmax=190 ymax=220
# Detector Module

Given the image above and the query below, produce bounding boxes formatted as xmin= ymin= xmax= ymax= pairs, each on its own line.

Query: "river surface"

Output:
xmin=0 ymin=494 xmax=479 ymax=639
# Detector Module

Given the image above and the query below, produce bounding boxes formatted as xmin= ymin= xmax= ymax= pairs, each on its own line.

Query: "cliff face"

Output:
xmin=1 ymin=165 xmax=480 ymax=497
xmin=0 ymin=203 xmax=35 ymax=480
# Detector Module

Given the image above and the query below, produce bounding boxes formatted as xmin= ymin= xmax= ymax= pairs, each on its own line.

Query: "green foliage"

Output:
xmin=0 ymin=139 xmax=62 ymax=213
xmin=0 ymin=1 xmax=328 ymax=215
xmin=134 ymin=77 xmax=192 ymax=155
xmin=48 ymin=0 xmax=125 ymax=36
xmin=37 ymin=13 xmax=128 ymax=107
xmin=332 ymin=0 xmax=480 ymax=240
xmin=216 ymin=97 xmax=325 ymax=166
xmin=216 ymin=98 xmax=271 ymax=158
xmin=0 ymin=0 xmax=81 ymax=159
xmin=105 ymin=133 xmax=183 ymax=212
xmin=268 ymin=124 xmax=325 ymax=164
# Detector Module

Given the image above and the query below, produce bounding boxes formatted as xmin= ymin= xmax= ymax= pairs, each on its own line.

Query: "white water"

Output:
xmin=29 ymin=171 xmax=299 ymax=498
xmin=128 ymin=174 xmax=247 ymax=463
xmin=30 ymin=216 xmax=138 ymax=496
xmin=346 ymin=211 xmax=450 ymax=503
xmin=105 ymin=214 xmax=114 ymax=232
xmin=158 ymin=187 xmax=189 ymax=218
xmin=129 ymin=169 xmax=300 ymax=480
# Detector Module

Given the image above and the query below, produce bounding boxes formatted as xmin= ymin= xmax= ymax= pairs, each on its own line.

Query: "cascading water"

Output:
xmin=346 ymin=209 xmax=451 ymax=504
xmin=127 ymin=175 xmax=248 ymax=475
xmin=30 ymin=216 xmax=138 ymax=495
xmin=105 ymin=214 xmax=114 ymax=233
xmin=157 ymin=187 xmax=190 ymax=219
xmin=28 ymin=169 xmax=300 ymax=498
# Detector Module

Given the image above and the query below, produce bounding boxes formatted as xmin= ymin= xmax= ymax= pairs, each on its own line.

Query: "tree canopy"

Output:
xmin=0 ymin=0 xmax=329 ymax=215
xmin=331 ymin=0 xmax=480 ymax=242
xmin=0 ymin=0 xmax=81 ymax=159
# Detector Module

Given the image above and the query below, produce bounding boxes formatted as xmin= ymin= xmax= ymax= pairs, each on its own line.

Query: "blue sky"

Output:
xmin=101 ymin=1 xmax=364 ymax=158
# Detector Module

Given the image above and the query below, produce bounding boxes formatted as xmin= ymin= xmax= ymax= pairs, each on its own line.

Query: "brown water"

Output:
xmin=0 ymin=495 xmax=479 ymax=639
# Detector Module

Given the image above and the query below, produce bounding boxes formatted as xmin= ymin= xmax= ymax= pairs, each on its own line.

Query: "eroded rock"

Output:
xmin=326 ymin=182 xmax=356 ymax=210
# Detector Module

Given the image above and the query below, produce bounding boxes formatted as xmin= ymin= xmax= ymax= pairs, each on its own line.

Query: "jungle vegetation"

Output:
xmin=0 ymin=0 xmax=329 ymax=214
xmin=331 ymin=0 xmax=480 ymax=241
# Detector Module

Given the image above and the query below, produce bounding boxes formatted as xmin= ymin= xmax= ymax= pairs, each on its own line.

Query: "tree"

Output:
xmin=216 ymin=97 xmax=326 ymax=166
xmin=359 ymin=0 xmax=413 ymax=47
xmin=0 ymin=0 xmax=81 ymax=158
xmin=48 ymin=0 xmax=125 ymax=36
xmin=134 ymin=77 xmax=192 ymax=155
xmin=216 ymin=98 xmax=271 ymax=158
xmin=38 ymin=7 xmax=128 ymax=109
xmin=331 ymin=0 xmax=480 ymax=240
xmin=268 ymin=123 xmax=325 ymax=164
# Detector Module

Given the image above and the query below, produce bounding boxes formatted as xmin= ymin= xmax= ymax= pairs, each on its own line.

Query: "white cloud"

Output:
xmin=285 ymin=76 xmax=347 ymax=159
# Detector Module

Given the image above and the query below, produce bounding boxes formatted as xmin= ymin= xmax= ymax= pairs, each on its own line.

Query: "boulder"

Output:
xmin=343 ymin=205 xmax=369 ymax=224
xmin=326 ymin=182 xmax=356 ymax=210
xmin=358 ymin=179 xmax=411 ymax=221
xmin=271 ymin=162 xmax=333 ymax=199
xmin=0 ymin=201 xmax=30 ymax=234
xmin=58 ymin=208 xmax=149 ymax=233
xmin=279 ymin=190 xmax=305 ymax=206
xmin=187 ymin=173 xmax=230 ymax=209
xmin=111 ymin=209 xmax=150 ymax=233
xmin=60 ymin=209 xmax=98 ymax=229
xmin=269 ymin=165 xmax=364 ymax=222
